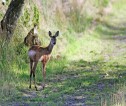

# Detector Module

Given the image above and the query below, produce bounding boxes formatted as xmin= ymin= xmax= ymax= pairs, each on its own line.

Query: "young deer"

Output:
xmin=28 ymin=31 xmax=59 ymax=90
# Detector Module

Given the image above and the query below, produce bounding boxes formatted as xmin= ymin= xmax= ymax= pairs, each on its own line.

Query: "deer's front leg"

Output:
xmin=42 ymin=62 xmax=46 ymax=89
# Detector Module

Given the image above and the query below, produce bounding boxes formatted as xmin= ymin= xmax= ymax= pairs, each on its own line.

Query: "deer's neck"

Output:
xmin=47 ymin=42 xmax=54 ymax=54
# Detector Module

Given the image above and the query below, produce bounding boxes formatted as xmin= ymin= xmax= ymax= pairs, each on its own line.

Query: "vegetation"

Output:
xmin=0 ymin=0 xmax=126 ymax=105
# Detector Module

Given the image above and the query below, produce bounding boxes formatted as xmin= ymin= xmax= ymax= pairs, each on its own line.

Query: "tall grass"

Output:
xmin=101 ymin=84 xmax=126 ymax=106
xmin=0 ymin=44 xmax=16 ymax=101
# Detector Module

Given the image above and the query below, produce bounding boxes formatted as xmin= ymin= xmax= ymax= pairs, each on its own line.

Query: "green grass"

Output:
xmin=1 ymin=0 xmax=126 ymax=105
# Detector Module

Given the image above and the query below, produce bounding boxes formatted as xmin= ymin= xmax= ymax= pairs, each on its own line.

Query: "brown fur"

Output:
xmin=28 ymin=31 xmax=59 ymax=90
xmin=24 ymin=27 xmax=41 ymax=46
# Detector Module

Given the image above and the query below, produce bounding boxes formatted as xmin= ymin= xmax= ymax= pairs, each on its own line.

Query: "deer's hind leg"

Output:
xmin=32 ymin=61 xmax=38 ymax=91
xmin=29 ymin=59 xmax=33 ymax=89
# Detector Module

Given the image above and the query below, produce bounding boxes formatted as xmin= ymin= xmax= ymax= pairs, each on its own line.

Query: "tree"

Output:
xmin=0 ymin=0 xmax=25 ymax=42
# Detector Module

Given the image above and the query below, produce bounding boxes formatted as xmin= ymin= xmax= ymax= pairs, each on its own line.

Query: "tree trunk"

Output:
xmin=0 ymin=0 xmax=24 ymax=42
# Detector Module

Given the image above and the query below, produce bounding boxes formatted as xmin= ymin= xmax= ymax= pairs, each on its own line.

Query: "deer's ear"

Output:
xmin=49 ymin=31 xmax=52 ymax=37
xmin=55 ymin=31 xmax=59 ymax=37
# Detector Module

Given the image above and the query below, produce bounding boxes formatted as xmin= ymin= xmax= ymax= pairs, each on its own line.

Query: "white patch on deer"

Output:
xmin=39 ymin=56 xmax=43 ymax=61
xmin=34 ymin=28 xmax=38 ymax=34
xmin=2 ymin=0 xmax=6 ymax=4
xmin=28 ymin=50 xmax=36 ymax=57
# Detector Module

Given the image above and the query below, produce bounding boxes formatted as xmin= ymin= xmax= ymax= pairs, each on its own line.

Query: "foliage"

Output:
xmin=21 ymin=8 xmax=30 ymax=27
xmin=33 ymin=5 xmax=39 ymax=25
xmin=95 ymin=0 xmax=109 ymax=7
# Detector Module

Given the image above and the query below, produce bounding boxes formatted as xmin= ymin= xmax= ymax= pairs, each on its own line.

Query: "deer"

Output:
xmin=24 ymin=24 xmax=41 ymax=47
xmin=28 ymin=31 xmax=59 ymax=90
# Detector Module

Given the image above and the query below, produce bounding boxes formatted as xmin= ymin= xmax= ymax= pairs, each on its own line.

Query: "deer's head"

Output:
xmin=49 ymin=31 xmax=59 ymax=46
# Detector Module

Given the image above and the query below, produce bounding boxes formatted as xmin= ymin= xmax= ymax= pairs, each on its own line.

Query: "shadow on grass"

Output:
xmin=36 ymin=59 xmax=126 ymax=106
xmin=96 ymin=21 xmax=126 ymax=39
xmin=3 ymin=56 xmax=126 ymax=106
